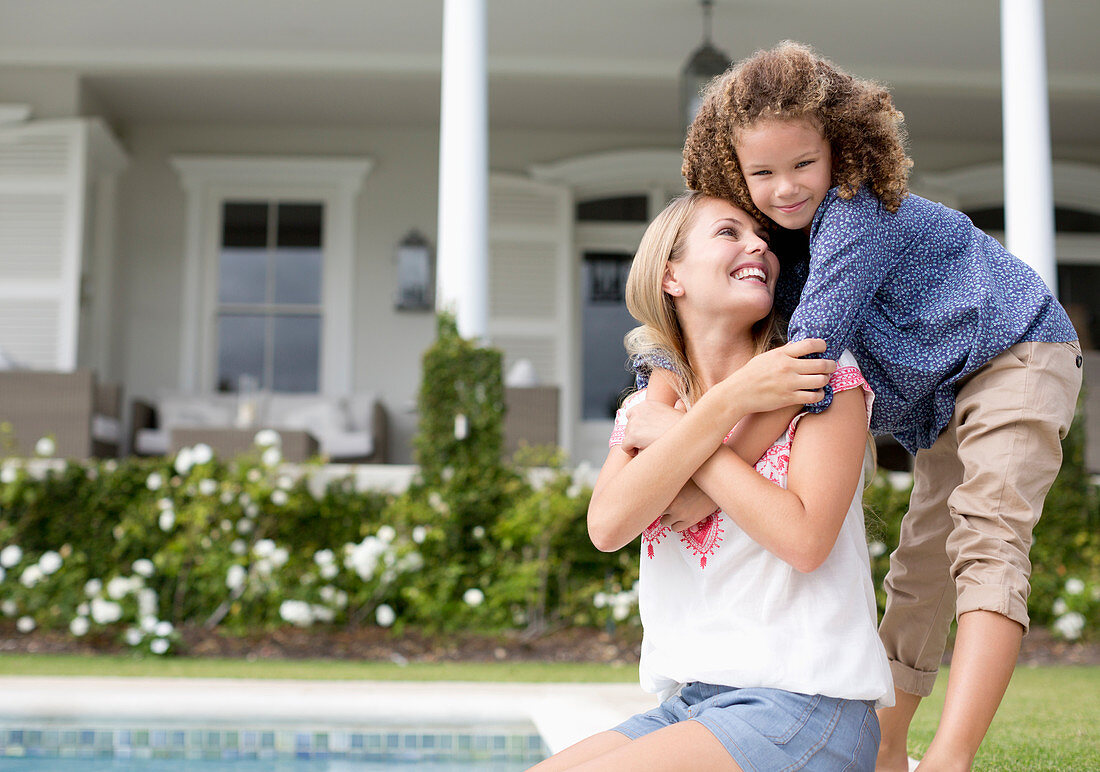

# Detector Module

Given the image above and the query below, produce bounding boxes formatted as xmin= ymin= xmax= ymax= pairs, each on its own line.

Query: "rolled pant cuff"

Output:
xmin=956 ymin=583 xmax=1030 ymax=634
xmin=889 ymin=659 xmax=939 ymax=698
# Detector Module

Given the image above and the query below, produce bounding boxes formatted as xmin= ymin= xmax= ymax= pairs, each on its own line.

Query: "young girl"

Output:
xmin=660 ymin=41 xmax=1082 ymax=772
xmin=531 ymin=192 xmax=892 ymax=771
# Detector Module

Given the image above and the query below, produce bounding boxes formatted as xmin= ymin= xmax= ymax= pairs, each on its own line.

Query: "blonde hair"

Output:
xmin=624 ymin=191 xmax=784 ymax=405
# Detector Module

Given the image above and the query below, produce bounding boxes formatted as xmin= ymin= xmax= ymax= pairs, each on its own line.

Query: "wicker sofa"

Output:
xmin=0 ymin=369 xmax=122 ymax=458
xmin=131 ymin=391 xmax=388 ymax=463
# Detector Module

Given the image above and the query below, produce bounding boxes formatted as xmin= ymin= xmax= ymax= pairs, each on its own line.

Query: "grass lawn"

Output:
xmin=1 ymin=655 xmax=1096 ymax=769
xmin=908 ymin=665 xmax=1100 ymax=771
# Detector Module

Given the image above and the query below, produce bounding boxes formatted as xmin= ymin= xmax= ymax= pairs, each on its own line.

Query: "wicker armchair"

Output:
xmin=0 ymin=370 xmax=122 ymax=459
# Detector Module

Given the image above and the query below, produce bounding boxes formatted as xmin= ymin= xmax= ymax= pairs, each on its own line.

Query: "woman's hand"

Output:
xmin=718 ymin=338 xmax=836 ymax=414
xmin=620 ymin=399 xmax=686 ymax=455
xmin=661 ymin=480 xmax=719 ymax=532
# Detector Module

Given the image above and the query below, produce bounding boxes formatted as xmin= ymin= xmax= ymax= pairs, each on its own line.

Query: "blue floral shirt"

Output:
xmin=781 ymin=187 xmax=1076 ymax=452
xmin=634 ymin=188 xmax=1077 ymax=453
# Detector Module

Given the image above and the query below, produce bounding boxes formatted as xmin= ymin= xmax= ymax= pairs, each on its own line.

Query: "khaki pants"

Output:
xmin=878 ymin=340 xmax=1083 ymax=697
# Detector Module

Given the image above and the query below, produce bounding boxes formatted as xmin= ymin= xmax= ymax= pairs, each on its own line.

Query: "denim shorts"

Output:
xmin=612 ymin=682 xmax=880 ymax=771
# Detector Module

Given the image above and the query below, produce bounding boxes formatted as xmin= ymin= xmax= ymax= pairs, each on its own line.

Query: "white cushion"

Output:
xmin=323 ymin=431 xmax=373 ymax=460
xmin=92 ymin=414 xmax=121 ymax=444
xmin=135 ymin=428 xmax=169 ymax=455
xmin=266 ymin=394 xmax=350 ymax=438
xmin=345 ymin=393 xmax=380 ymax=432
xmin=158 ymin=394 xmax=235 ymax=428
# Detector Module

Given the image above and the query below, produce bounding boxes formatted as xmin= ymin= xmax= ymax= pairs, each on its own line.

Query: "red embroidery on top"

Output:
xmin=679 ymin=512 xmax=724 ymax=569
xmin=642 ymin=517 xmax=671 ymax=559
xmin=830 ymin=365 xmax=867 ymax=392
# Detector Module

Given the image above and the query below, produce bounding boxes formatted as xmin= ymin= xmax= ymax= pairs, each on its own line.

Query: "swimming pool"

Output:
xmin=0 ymin=721 xmax=545 ymax=769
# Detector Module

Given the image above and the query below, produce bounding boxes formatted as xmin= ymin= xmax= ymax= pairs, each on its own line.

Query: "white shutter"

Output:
xmin=0 ymin=122 xmax=83 ymax=370
xmin=488 ymin=174 xmax=570 ymax=385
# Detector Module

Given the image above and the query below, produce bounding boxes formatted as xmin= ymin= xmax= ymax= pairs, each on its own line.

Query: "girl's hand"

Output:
xmin=661 ymin=480 xmax=719 ymax=532
xmin=620 ymin=399 xmax=686 ymax=455
xmin=721 ymin=338 xmax=835 ymax=414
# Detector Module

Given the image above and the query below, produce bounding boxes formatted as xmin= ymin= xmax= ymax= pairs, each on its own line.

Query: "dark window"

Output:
xmin=576 ymin=195 xmax=649 ymax=222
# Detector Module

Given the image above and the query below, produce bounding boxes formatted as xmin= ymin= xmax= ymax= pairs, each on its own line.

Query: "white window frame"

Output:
xmin=171 ymin=156 xmax=372 ymax=395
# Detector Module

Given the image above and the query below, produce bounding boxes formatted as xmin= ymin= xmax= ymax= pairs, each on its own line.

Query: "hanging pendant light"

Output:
xmin=679 ymin=0 xmax=731 ymax=129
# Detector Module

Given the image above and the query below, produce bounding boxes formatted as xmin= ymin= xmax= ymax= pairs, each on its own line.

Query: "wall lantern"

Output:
xmin=395 ymin=230 xmax=435 ymax=311
xmin=679 ymin=0 xmax=731 ymax=130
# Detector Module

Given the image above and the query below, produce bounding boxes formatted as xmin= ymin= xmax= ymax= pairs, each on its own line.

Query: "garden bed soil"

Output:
xmin=0 ymin=623 xmax=1097 ymax=667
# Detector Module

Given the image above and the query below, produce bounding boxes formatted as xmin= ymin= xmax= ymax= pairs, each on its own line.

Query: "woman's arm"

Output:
xmin=588 ymin=339 xmax=835 ymax=552
xmin=690 ymin=385 xmax=867 ymax=572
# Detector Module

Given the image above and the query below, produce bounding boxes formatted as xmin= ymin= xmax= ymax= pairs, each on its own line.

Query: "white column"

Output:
xmin=436 ymin=0 xmax=490 ymax=339
xmin=1001 ymin=0 xmax=1057 ymax=293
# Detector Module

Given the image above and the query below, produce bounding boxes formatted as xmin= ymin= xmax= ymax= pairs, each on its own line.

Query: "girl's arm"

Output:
xmin=690 ymin=385 xmax=867 ymax=572
xmin=588 ymin=339 xmax=834 ymax=552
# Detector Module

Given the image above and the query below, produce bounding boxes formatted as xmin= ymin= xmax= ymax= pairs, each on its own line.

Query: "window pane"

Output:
xmin=219 ymin=248 xmax=268 ymax=304
xmin=222 ymin=202 xmax=268 ymax=247
xmin=277 ymin=203 xmax=323 ymax=247
xmin=216 ymin=314 xmax=266 ymax=393
xmin=582 ymin=252 xmax=637 ymax=419
xmin=576 ymin=196 xmax=649 ymax=222
xmin=272 ymin=314 xmax=321 ymax=393
xmin=273 ymin=248 xmax=323 ymax=305
xmin=1058 ymin=264 xmax=1100 ymax=351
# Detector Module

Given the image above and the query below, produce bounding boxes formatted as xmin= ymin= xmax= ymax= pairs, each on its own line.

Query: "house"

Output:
xmin=0 ymin=0 xmax=1097 ymax=469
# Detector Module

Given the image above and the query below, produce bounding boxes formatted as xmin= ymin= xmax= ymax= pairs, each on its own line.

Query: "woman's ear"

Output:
xmin=662 ymin=266 xmax=683 ymax=297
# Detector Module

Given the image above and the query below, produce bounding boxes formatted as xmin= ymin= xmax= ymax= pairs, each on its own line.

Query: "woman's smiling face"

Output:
xmin=663 ymin=197 xmax=779 ymax=322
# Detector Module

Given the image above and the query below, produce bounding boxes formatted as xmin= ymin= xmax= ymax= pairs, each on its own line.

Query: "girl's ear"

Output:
xmin=662 ymin=266 xmax=683 ymax=297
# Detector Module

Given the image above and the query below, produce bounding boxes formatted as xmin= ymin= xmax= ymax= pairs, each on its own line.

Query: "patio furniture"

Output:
xmin=0 ymin=370 xmax=122 ymax=458
xmin=170 ymin=427 xmax=319 ymax=463
xmin=132 ymin=391 xmax=388 ymax=463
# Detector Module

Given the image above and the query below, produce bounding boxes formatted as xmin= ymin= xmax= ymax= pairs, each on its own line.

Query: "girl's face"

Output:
xmin=735 ymin=118 xmax=832 ymax=233
xmin=663 ymin=197 xmax=778 ymax=322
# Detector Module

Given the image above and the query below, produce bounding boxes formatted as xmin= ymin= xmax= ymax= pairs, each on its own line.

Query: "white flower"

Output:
xmin=320 ymin=563 xmax=338 ymax=580
xmin=345 ymin=536 xmax=387 ymax=581
xmin=220 ymin=490 xmax=235 ymax=505
xmin=158 ymin=510 xmax=176 ymax=532
xmin=245 ymin=503 xmax=260 ymax=518
xmin=377 ymin=525 xmax=396 ymax=543
xmin=428 ymin=492 xmax=448 ymax=514
xmin=84 ymin=578 xmax=102 ymax=597
xmin=868 ymin=541 xmax=887 ymax=558
xmin=271 ymin=489 xmax=288 ymax=506
xmin=311 ymin=604 xmax=335 ymax=623
xmin=1066 ymin=578 xmax=1086 ymax=596
xmin=253 ymin=558 xmax=273 ymax=577
xmin=37 ymin=551 xmax=62 ymax=575
xmin=150 ymin=638 xmax=170 ymax=655
xmin=261 ymin=447 xmax=282 ymax=468
xmin=219 ymin=519 xmax=233 ymax=532
xmin=270 ymin=547 xmax=289 ymax=568
xmin=19 ymin=565 xmax=43 ymax=588
xmin=226 ymin=564 xmax=247 ymax=591
xmin=236 ymin=519 xmax=254 ymax=534
xmin=1053 ymin=598 xmax=1068 ymax=616
xmin=90 ymin=598 xmax=123 ymax=625
xmin=612 ymin=602 xmax=631 ymax=621
xmin=146 ymin=472 xmax=164 ymax=491
xmin=230 ymin=539 xmax=247 ymax=556
xmin=199 ymin=479 xmax=218 ymax=496
xmin=886 ymin=472 xmax=913 ymax=491
xmin=138 ymin=588 xmax=158 ymax=617
xmin=157 ymin=497 xmax=174 ymax=511
xmin=103 ymin=459 xmax=117 ymax=472
xmin=76 ymin=603 xmax=89 ymax=616
xmin=1 ymin=600 xmax=16 ymax=616
xmin=254 ymin=429 xmax=281 ymax=448
xmin=125 ymin=628 xmax=144 ymax=646
xmin=16 ymin=615 xmax=35 ymax=633
xmin=279 ymin=600 xmax=313 ymax=627
xmin=34 ymin=437 xmax=55 ymax=457
xmin=593 ymin=592 xmax=608 ymax=609
xmin=463 ymin=588 xmax=485 ymax=607
xmin=254 ymin=539 xmax=276 ymax=558
xmin=314 ymin=549 xmax=335 ymax=566
xmin=191 ymin=443 xmax=214 ymax=465
xmin=247 ymin=469 xmax=262 ymax=483
xmin=106 ymin=576 xmax=139 ymax=599
xmin=471 ymin=526 xmax=486 ymax=540
xmin=0 ymin=545 xmax=23 ymax=568
xmin=277 ymin=475 xmax=294 ymax=490
xmin=332 ymin=589 xmax=348 ymax=608
xmin=139 ymin=615 xmax=158 ymax=633
xmin=412 ymin=526 xmax=427 ymax=544
xmin=132 ymin=559 xmax=155 ymax=578
xmin=1053 ymin=612 xmax=1086 ymax=641
xmin=69 ymin=617 xmax=89 ymax=637
xmin=173 ymin=447 xmax=195 ymax=476
xmin=566 ymin=482 xmax=582 ymax=499
xmin=375 ymin=604 xmax=396 ymax=627
xmin=154 ymin=620 xmax=174 ymax=637
xmin=0 ymin=465 xmax=17 ymax=484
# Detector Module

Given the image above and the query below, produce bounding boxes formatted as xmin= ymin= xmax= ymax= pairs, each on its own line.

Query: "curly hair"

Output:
xmin=682 ymin=41 xmax=912 ymax=224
